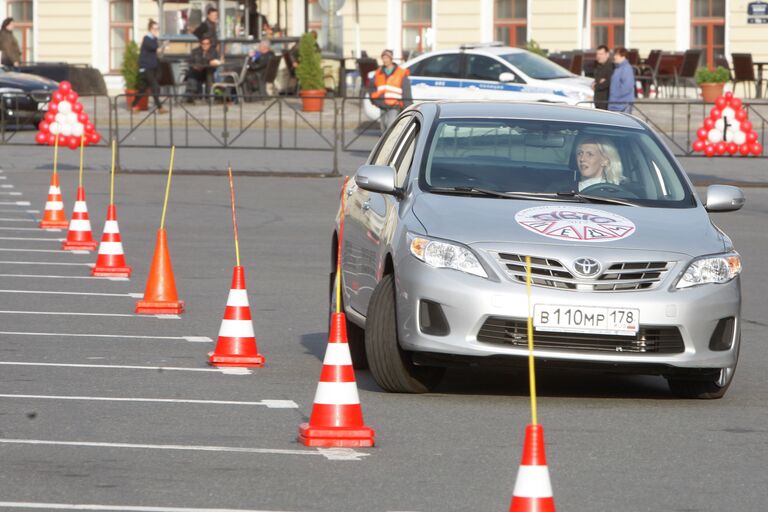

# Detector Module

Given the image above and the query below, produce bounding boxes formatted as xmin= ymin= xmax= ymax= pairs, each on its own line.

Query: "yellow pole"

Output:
xmin=525 ymin=255 xmax=539 ymax=426
xmin=109 ymin=139 xmax=116 ymax=205
xmin=227 ymin=164 xmax=241 ymax=267
xmin=78 ymin=135 xmax=85 ymax=188
xmin=335 ymin=177 xmax=350 ymax=314
xmin=53 ymin=133 xmax=60 ymax=176
xmin=159 ymin=146 xmax=176 ymax=230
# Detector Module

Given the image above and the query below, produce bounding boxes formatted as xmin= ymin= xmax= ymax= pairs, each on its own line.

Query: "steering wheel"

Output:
xmin=580 ymin=182 xmax=639 ymax=199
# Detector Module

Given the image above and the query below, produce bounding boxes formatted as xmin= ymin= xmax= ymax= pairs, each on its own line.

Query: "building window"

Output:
xmin=691 ymin=0 xmax=725 ymax=69
xmin=402 ymin=0 xmax=432 ymax=56
xmin=7 ymin=0 xmax=33 ymax=63
xmin=110 ymin=0 xmax=134 ymax=72
xmin=592 ymin=0 xmax=625 ymax=48
xmin=494 ymin=0 xmax=526 ymax=47
xmin=307 ymin=0 xmax=324 ymax=43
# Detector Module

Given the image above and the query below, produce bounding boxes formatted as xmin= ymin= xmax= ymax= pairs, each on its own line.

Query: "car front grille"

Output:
xmin=477 ymin=317 xmax=685 ymax=354
xmin=494 ymin=252 xmax=672 ymax=291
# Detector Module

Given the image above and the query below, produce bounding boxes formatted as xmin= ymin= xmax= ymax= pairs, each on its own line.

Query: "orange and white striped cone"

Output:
xmin=62 ymin=186 xmax=98 ymax=251
xmin=39 ymin=172 xmax=68 ymax=229
xmin=208 ymin=265 xmax=265 ymax=367
xmin=298 ymin=312 xmax=375 ymax=447
xmin=91 ymin=204 xmax=132 ymax=277
xmin=509 ymin=424 xmax=556 ymax=512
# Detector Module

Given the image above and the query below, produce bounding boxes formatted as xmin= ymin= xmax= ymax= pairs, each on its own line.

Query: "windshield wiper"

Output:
xmin=431 ymin=187 xmax=576 ymax=202
xmin=555 ymin=191 xmax=640 ymax=207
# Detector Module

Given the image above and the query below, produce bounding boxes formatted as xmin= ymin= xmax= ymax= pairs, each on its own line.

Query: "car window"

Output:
xmin=465 ymin=54 xmax=508 ymax=82
xmin=415 ymin=54 xmax=462 ymax=78
xmin=500 ymin=52 xmax=572 ymax=80
xmin=422 ymin=119 xmax=694 ymax=207
xmin=371 ymin=115 xmax=412 ymax=166
xmin=392 ymin=122 xmax=420 ymax=187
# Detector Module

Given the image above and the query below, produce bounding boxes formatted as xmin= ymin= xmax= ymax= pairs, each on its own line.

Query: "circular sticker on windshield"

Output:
xmin=515 ymin=206 xmax=636 ymax=242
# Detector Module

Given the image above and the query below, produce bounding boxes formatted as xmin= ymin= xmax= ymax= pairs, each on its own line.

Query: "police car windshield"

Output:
xmin=500 ymin=53 xmax=572 ymax=80
xmin=421 ymin=119 xmax=695 ymax=208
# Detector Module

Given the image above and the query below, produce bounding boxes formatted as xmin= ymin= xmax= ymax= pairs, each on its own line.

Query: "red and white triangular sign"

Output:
xmin=692 ymin=91 xmax=762 ymax=157
xmin=35 ymin=80 xmax=102 ymax=150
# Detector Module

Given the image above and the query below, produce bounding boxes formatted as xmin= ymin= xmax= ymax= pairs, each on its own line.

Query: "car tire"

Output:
xmin=329 ymin=271 xmax=368 ymax=370
xmin=365 ymin=273 xmax=445 ymax=393
xmin=666 ymin=336 xmax=739 ymax=399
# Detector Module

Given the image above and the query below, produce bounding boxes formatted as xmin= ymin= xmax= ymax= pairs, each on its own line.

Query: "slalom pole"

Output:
xmin=109 ymin=139 xmax=116 ymax=205
xmin=335 ymin=176 xmax=350 ymax=314
xmin=78 ymin=134 xmax=85 ymax=188
xmin=227 ymin=164 xmax=241 ymax=267
xmin=160 ymin=145 xmax=176 ymax=230
xmin=53 ymin=133 xmax=60 ymax=176
xmin=525 ymin=255 xmax=538 ymax=426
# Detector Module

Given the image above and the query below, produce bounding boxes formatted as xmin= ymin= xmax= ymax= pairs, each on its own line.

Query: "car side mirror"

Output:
xmin=499 ymin=72 xmax=516 ymax=83
xmin=355 ymin=164 xmax=398 ymax=195
xmin=705 ymin=184 xmax=745 ymax=212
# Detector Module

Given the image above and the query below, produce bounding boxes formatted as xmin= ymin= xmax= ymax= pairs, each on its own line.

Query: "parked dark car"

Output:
xmin=0 ymin=66 xmax=57 ymax=128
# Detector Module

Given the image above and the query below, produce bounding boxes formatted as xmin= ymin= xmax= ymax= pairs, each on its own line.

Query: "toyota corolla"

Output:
xmin=333 ymin=101 xmax=744 ymax=398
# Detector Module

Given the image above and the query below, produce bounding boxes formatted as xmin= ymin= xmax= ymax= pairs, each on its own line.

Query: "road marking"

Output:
xmin=0 ymin=310 xmax=179 ymax=319
xmin=0 ymin=290 xmax=137 ymax=297
xmin=0 ymin=192 xmax=22 ymax=196
xmin=0 ymin=248 xmax=89 ymax=254
xmin=0 ymin=201 xmax=30 ymax=205
xmin=0 ymin=502 xmax=296 ymax=512
xmin=0 ymin=209 xmax=39 ymax=213
xmin=0 ymin=217 xmax=33 ymax=221
xmin=0 ymin=261 xmax=93 ymax=266
xmin=0 ymin=394 xmax=298 ymax=408
xmin=0 ymin=361 xmax=251 ymax=375
xmin=0 ymin=236 xmax=65 ymax=241
xmin=1 ymin=184 xmax=13 ymax=188
xmin=0 ymin=274 xmax=127 ymax=281
xmin=0 ymin=331 xmax=212 ymax=342
xmin=0 ymin=226 xmax=53 ymax=231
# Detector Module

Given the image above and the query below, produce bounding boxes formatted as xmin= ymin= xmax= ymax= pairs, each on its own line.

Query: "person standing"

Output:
xmin=132 ymin=19 xmax=167 ymax=113
xmin=369 ymin=49 xmax=412 ymax=130
xmin=592 ymin=45 xmax=612 ymax=110
xmin=193 ymin=6 xmax=219 ymax=47
xmin=608 ymin=47 xmax=635 ymax=113
xmin=0 ymin=18 xmax=21 ymax=68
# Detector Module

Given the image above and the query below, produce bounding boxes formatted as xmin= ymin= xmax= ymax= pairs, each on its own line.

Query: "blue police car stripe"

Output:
xmin=410 ymin=78 xmax=569 ymax=97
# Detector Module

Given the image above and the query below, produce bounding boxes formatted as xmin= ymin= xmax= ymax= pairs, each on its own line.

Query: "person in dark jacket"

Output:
xmin=185 ymin=35 xmax=221 ymax=101
xmin=245 ymin=40 xmax=274 ymax=98
xmin=0 ymin=17 xmax=21 ymax=68
xmin=193 ymin=6 xmax=219 ymax=47
xmin=592 ymin=45 xmax=612 ymax=110
xmin=132 ymin=19 xmax=167 ymax=113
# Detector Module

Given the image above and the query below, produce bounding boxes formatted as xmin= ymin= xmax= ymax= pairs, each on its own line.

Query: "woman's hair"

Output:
xmin=577 ymin=137 xmax=623 ymax=184
xmin=148 ymin=19 xmax=158 ymax=31
xmin=1 ymin=17 xmax=13 ymax=31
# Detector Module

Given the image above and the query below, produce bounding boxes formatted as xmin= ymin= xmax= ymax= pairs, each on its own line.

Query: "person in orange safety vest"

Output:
xmin=368 ymin=49 xmax=412 ymax=130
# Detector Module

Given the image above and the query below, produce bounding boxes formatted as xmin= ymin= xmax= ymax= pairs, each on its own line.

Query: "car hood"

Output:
xmin=411 ymin=193 xmax=725 ymax=257
xmin=543 ymin=75 xmax=594 ymax=91
xmin=0 ymin=71 xmax=58 ymax=90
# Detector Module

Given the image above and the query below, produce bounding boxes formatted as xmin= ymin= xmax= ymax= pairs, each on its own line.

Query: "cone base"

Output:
xmin=510 ymin=496 xmax=556 ymax=512
xmin=297 ymin=423 xmax=375 ymax=448
xmin=135 ymin=300 xmax=185 ymax=315
xmin=39 ymin=220 xmax=69 ymax=229
xmin=62 ymin=240 xmax=98 ymax=251
xmin=92 ymin=265 xmax=132 ymax=277
xmin=208 ymin=352 xmax=265 ymax=367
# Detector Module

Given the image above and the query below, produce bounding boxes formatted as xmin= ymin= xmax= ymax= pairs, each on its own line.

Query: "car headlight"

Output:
xmin=408 ymin=233 xmax=488 ymax=278
xmin=564 ymin=89 xmax=592 ymax=102
xmin=676 ymin=252 xmax=742 ymax=289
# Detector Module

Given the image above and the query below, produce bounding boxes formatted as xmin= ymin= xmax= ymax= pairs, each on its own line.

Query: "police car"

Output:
xmin=364 ymin=43 xmax=594 ymax=119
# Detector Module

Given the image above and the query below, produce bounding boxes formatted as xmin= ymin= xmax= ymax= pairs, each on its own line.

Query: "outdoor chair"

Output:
xmin=263 ymin=55 xmax=281 ymax=96
xmin=582 ymin=50 xmax=596 ymax=77
xmin=636 ymin=50 xmax=661 ymax=98
xmin=211 ymin=56 xmax=249 ymax=104
xmin=357 ymin=57 xmax=378 ymax=95
xmin=714 ymin=54 xmax=732 ymax=81
xmin=569 ymin=52 xmax=583 ymax=75
xmin=656 ymin=53 xmax=682 ymax=98
xmin=676 ymin=49 xmax=703 ymax=98
xmin=627 ymin=49 xmax=640 ymax=66
xmin=731 ymin=53 xmax=765 ymax=98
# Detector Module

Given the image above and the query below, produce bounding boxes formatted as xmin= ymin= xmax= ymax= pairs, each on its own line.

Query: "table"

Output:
xmin=754 ymin=61 xmax=768 ymax=99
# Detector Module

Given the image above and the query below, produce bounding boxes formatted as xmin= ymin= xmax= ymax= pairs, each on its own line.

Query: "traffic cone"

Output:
xmin=208 ymin=265 xmax=265 ymax=367
xmin=92 ymin=204 xmax=132 ymax=277
xmin=135 ymin=228 xmax=184 ymax=314
xmin=509 ymin=424 xmax=556 ymax=512
xmin=39 ymin=172 xmax=68 ymax=229
xmin=298 ymin=312 xmax=375 ymax=447
xmin=62 ymin=186 xmax=98 ymax=251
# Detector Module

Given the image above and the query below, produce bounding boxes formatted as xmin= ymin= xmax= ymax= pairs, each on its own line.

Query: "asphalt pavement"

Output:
xmin=0 ymin=149 xmax=766 ymax=512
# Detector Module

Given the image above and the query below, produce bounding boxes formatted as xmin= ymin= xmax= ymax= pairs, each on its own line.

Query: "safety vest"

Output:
xmin=371 ymin=65 xmax=409 ymax=108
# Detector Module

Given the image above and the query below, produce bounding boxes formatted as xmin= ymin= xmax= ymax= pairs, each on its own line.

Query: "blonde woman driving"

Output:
xmin=575 ymin=138 xmax=623 ymax=191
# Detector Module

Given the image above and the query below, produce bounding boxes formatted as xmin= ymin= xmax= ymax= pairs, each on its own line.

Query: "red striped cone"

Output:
xmin=39 ymin=172 xmax=68 ymax=229
xmin=509 ymin=424 xmax=556 ymax=512
xmin=62 ymin=186 xmax=98 ymax=251
xmin=298 ymin=312 xmax=375 ymax=447
xmin=91 ymin=204 xmax=132 ymax=277
xmin=208 ymin=265 xmax=265 ymax=367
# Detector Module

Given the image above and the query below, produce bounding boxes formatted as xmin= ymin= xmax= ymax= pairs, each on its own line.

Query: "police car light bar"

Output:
xmin=459 ymin=42 xmax=506 ymax=50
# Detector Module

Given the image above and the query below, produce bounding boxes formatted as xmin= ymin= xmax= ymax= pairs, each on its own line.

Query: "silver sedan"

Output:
xmin=333 ymin=101 xmax=744 ymax=398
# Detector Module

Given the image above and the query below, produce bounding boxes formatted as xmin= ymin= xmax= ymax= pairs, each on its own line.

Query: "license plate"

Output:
xmin=37 ymin=102 xmax=49 ymax=111
xmin=533 ymin=305 xmax=639 ymax=336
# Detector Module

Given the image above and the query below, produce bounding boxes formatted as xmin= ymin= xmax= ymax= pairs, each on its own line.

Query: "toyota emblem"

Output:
xmin=572 ymin=257 xmax=601 ymax=277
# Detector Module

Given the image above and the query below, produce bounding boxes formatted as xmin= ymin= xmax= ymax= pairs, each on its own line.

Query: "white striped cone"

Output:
xmin=208 ymin=265 xmax=265 ymax=367
xmin=62 ymin=186 xmax=98 ymax=251
xmin=509 ymin=424 xmax=556 ymax=512
xmin=91 ymin=204 xmax=132 ymax=277
xmin=39 ymin=172 xmax=68 ymax=229
xmin=298 ymin=312 xmax=375 ymax=447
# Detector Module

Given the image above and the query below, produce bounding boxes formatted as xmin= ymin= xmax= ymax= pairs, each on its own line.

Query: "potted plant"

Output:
xmin=524 ymin=39 xmax=548 ymax=57
xmin=696 ymin=66 xmax=730 ymax=103
xmin=121 ymin=40 xmax=147 ymax=110
xmin=295 ymin=32 xmax=325 ymax=112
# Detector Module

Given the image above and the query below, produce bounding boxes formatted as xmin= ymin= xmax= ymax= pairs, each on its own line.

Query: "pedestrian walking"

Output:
xmin=369 ymin=49 xmax=412 ymax=131
xmin=0 ymin=17 xmax=21 ymax=68
xmin=592 ymin=45 xmax=612 ymax=110
xmin=608 ymin=47 xmax=635 ymax=113
xmin=132 ymin=19 xmax=167 ymax=113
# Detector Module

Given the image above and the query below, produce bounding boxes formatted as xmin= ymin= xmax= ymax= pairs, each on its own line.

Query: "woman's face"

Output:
xmin=576 ymin=143 xmax=607 ymax=180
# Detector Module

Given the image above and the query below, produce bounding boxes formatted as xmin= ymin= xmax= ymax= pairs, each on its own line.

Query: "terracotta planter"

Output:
xmin=300 ymin=89 xmax=326 ymax=112
xmin=700 ymin=82 xmax=726 ymax=103
xmin=125 ymin=89 xmax=149 ymax=110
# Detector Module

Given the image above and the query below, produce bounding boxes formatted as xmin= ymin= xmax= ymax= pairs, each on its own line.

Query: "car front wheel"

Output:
xmin=665 ymin=361 xmax=737 ymax=399
xmin=365 ymin=273 xmax=445 ymax=393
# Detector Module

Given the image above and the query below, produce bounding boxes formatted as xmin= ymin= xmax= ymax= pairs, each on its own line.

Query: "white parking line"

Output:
xmin=0 ymin=236 xmax=65 ymax=242
xmin=0 ymin=331 xmax=211 ymax=342
xmin=0 ymin=261 xmax=93 ymax=266
xmin=0 ymin=248 xmax=89 ymax=254
xmin=1 ymin=184 xmax=14 ymax=188
xmin=0 ymin=209 xmax=38 ymax=213
xmin=0 ymin=192 xmax=22 ymax=196
xmin=0 ymin=502 xmax=296 ymax=511
xmin=0 ymin=201 xmax=30 ymax=205
xmin=0 ymin=226 xmax=52 ymax=231
xmin=0 ymin=290 xmax=137 ymax=297
xmin=0 ymin=361 xmax=251 ymax=375
xmin=0 ymin=394 xmax=298 ymax=408
xmin=0 ymin=310 xmax=179 ymax=319
xmin=0 ymin=439 xmax=367 ymax=461
xmin=0 ymin=217 xmax=33 ymax=221
xmin=0 ymin=274 xmax=127 ymax=281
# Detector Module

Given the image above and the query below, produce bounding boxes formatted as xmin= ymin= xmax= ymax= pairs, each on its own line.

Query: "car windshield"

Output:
xmin=500 ymin=52 xmax=573 ymax=80
xmin=421 ymin=119 xmax=695 ymax=208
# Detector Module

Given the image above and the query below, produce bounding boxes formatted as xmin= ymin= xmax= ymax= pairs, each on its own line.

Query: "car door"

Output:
xmin=344 ymin=114 xmax=414 ymax=315
xmin=463 ymin=53 xmax=527 ymax=101
xmin=407 ymin=53 xmax=465 ymax=101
